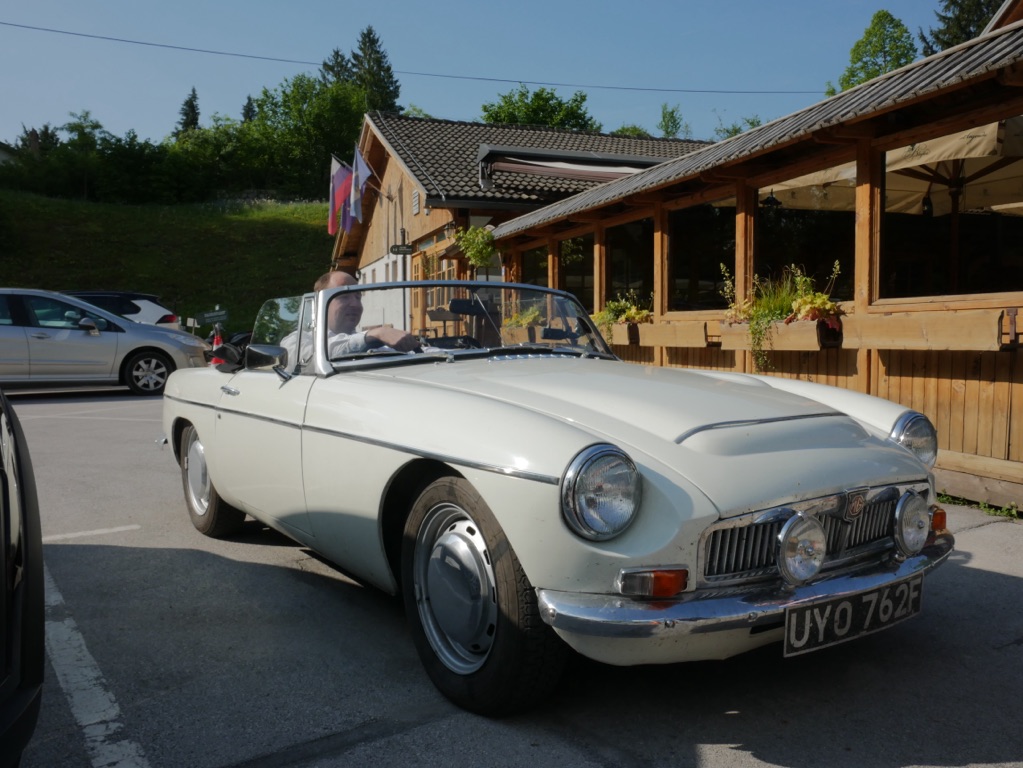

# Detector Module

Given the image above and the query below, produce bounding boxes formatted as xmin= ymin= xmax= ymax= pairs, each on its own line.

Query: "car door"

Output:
xmin=212 ymin=369 xmax=315 ymax=537
xmin=0 ymin=295 xmax=29 ymax=381
xmin=21 ymin=294 xmax=119 ymax=381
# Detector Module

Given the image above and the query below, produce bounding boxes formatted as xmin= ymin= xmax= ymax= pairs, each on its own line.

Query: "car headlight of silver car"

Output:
xmin=777 ymin=511 xmax=826 ymax=586
xmin=893 ymin=491 xmax=930 ymax=556
xmin=889 ymin=411 xmax=937 ymax=468
xmin=561 ymin=444 xmax=641 ymax=541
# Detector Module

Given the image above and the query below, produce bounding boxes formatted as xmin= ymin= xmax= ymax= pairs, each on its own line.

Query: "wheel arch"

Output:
xmin=380 ymin=458 xmax=461 ymax=590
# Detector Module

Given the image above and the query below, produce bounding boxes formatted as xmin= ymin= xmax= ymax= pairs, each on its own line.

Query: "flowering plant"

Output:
xmin=720 ymin=261 xmax=841 ymax=371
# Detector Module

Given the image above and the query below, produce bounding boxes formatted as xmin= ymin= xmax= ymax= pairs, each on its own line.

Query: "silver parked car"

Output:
xmin=0 ymin=288 xmax=209 ymax=395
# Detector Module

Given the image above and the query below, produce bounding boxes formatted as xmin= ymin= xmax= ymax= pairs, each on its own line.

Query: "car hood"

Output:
xmin=373 ymin=355 xmax=926 ymax=516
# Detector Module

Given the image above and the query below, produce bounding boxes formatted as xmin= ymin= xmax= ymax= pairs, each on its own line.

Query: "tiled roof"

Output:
xmin=365 ymin=112 xmax=708 ymax=207
xmin=493 ymin=20 xmax=1023 ymax=240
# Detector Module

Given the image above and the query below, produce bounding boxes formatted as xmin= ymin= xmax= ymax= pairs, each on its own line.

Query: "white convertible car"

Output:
xmin=162 ymin=280 xmax=954 ymax=715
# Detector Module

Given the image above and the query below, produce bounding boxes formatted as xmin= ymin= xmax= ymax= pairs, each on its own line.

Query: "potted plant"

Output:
xmin=720 ymin=261 xmax=842 ymax=371
xmin=591 ymin=290 xmax=653 ymax=344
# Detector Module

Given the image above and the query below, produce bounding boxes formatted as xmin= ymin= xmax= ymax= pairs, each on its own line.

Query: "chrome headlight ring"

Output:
xmin=777 ymin=511 xmax=827 ymax=586
xmin=893 ymin=491 xmax=931 ymax=556
xmin=890 ymin=411 xmax=938 ymax=468
xmin=561 ymin=444 xmax=641 ymax=541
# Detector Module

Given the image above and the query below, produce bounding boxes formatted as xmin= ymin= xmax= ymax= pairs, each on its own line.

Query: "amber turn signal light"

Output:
xmin=619 ymin=568 xmax=689 ymax=598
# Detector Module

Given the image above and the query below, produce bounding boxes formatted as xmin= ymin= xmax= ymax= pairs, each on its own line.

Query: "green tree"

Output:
xmin=403 ymin=104 xmax=433 ymax=118
xmin=610 ymin=124 xmax=652 ymax=138
xmin=351 ymin=26 xmax=401 ymax=112
xmin=919 ymin=0 xmax=1001 ymax=55
xmin=248 ymin=74 xmax=366 ymax=197
xmin=481 ymin=85 xmax=602 ymax=131
xmin=657 ymin=103 xmax=692 ymax=139
xmin=835 ymin=10 xmax=917 ymax=92
xmin=320 ymin=47 xmax=354 ymax=84
xmin=16 ymin=123 xmax=61 ymax=154
xmin=713 ymin=112 xmax=762 ymax=140
xmin=176 ymin=87 xmax=201 ymax=136
xmin=241 ymin=95 xmax=256 ymax=123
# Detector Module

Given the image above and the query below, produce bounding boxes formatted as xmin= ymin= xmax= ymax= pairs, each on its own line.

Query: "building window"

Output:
xmin=667 ymin=203 xmax=733 ymax=311
xmin=521 ymin=246 xmax=548 ymax=286
xmin=754 ymin=173 xmax=855 ymax=301
xmin=557 ymin=234 xmax=595 ymax=312
xmin=607 ymin=218 xmax=654 ymax=301
xmin=880 ymin=119 xmax=1023 ymax=299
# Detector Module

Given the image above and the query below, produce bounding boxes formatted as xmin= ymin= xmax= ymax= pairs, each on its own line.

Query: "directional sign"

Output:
xmin=389 ymin=244 xmax=414 ymax=255
xmin=196 ymin=308 xmax=229 ymax=325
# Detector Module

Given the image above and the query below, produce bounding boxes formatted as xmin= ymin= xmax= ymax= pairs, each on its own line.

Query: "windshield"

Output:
xmin=322 ymin=281 xmax=613 ymax=363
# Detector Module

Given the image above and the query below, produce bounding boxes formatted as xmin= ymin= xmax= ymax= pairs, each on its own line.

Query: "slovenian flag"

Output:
xmin=328 ymin=157 xmax=353 ymax=236
xmin=348 ymin=145 xmax=373 ymax=228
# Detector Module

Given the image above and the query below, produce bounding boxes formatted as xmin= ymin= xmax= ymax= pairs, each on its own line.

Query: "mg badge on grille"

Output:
xmin=845 ymin=492 xmax=867 ymax=522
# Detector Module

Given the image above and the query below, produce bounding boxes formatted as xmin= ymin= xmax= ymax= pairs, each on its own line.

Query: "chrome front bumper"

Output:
xmin=537 ymin=531 xmax=954 ymax=642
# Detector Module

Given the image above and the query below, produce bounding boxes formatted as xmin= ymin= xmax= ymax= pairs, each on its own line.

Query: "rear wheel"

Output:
xmin=124 ymin=350 xmax=172 ymax=395
xmin=179 ymin=425 xmax=245 ymax=537
xmin=401 ymin=477 xmax=566 ymax=716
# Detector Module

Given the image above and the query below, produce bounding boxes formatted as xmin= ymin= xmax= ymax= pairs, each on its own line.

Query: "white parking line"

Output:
xmin=44 ymin=565 xmax=151 ymax=768
xmin=42 ymin=525 xmax=142 ymax=543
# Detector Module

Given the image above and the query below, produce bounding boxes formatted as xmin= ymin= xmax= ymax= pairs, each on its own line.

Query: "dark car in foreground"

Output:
xmin=0 ymin=388 xmax=43 ymax=767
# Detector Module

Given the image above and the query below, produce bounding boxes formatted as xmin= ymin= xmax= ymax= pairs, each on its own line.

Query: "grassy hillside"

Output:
xmin=0 ymin=190 xmax=334 ymax=334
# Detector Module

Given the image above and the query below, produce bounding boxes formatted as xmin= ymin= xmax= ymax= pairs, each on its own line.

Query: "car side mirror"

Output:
xmin=78 ymin=317 xmax=100 ymax=336
xmin=245 ymin=344 xmax=288 ymax=371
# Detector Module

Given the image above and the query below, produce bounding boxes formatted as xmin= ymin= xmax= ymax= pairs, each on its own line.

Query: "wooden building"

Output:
xmin=485 ymin=16 xmax=1023 ymax=508
xmin=338 ymin=14 xmax=1023 ymax=509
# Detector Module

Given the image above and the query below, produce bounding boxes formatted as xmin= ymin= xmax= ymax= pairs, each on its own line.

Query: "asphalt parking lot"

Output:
xmin=9 ymin=388 xmax=1023 ymax=768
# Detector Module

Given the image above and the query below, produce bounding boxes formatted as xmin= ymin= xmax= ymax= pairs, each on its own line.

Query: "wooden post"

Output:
xmin=734 ymin=181 xmax=756 ymax=373
xmin=854 ymin=138 xmax=882 ymax=395
xmin=594 ymin=225 xmax=607 ymax=310
xmin=653 ymin=202 xmax=667 ymax=366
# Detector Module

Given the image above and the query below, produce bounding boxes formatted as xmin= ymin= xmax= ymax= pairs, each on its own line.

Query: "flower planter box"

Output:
xmin=720 ymin=319 xmax=842 ymax=351
xmin=637 ymin=321 xmax=708 ymax=348
xmin=611 ymin=323 xmax=642 ymax=345
xmin=840 ymin=309 xmax=1004 ymax=351
xmin=502 ymin=326 xmax=537 ymax=344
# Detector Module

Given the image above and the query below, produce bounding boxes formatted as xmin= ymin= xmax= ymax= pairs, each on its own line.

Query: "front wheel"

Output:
xmin=401 ymin=477 xmax=566 ymax=716
xmin=124 ymin=350 xmax=172 ymax=395
xmin=179 ymin=425 xmax=245 ymax=537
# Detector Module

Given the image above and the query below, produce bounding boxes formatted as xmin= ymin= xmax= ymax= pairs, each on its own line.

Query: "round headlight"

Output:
xmin=777 ymin=511 xmax=826 ymax=586
xmin=894 ymin=491 xmax=930 ymax=556
xmin=890 ymin=411 xmax=938 ymax=468
xmin=561 ymin=445 xmax=641 ymax=541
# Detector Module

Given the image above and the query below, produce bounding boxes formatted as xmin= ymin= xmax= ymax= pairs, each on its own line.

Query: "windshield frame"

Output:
xmin=311 ymin=280 xmax=616 ymax=373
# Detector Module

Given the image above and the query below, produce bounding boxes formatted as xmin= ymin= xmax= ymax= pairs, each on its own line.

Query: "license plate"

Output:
xmin=783 ymin=574 xmax=923 ymax=657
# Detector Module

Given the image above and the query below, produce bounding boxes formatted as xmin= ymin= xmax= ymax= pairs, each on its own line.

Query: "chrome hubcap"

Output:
xmin=414 ymin=503 xmax=497 ymax=674
xmin=184 ymin=434 xmax=210 ymax=516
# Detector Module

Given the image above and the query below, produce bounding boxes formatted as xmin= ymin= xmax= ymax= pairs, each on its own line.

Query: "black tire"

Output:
xmin=124 ymin=350 xmax=173 ymax=395
xmin=179 ymin=424 xmax=245 ymax=537
xmin=401 ymin=477 xmax=567 ymax=716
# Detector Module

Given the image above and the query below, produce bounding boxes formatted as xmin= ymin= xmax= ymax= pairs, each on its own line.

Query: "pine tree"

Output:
xmin=350 ymin=26 xmax=401 ymax=112
xmin=241 ymin=95 xmax=256 ymax=123
xmin=320 ymin=48 xmax=354 ymax=84
xmin=176 ymin=87 xmax=200 ymax=136
xmin=919 ymin=0 xmax=1001 ymax=55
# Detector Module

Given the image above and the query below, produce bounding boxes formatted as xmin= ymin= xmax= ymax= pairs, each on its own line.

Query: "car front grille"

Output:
xmin=701 ymin=484 xmax=924 ymax=586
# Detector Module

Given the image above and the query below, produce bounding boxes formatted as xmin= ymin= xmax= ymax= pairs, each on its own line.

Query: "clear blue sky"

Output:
xmin=1 ymin=1 xmax=943 ymax=147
